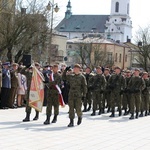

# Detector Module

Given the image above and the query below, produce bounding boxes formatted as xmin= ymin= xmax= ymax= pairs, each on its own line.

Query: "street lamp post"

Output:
xmin=46 ymin=0 xmax=59 ymax=65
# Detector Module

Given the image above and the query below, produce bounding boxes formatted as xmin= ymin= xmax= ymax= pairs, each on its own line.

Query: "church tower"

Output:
xmin=105 ymin=0 xmax=132 ymax=42
xmin=65 ymin=0 xmax=72 ymax=19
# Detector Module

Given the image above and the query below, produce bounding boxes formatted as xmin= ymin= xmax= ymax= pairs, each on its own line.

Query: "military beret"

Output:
xmin=74 ymin=64 xmax=81 ymax=69
xmin=35 ymin=62 xmax=40 ymax=66
xmin=114 ymin=66 xmax=121 ymax=70
xmin=142 ymin=72 xmax=148 ymax=75
xmin=2 ymin=62 xmax=10 ymax=66
xmin=104 ymin=68 xmax=110 ymax=71
xmin=12 ymin=63 xmax=19 ymax=66
xmin=125 ymin=70 xmax=131 ymax=73
xmin=134 ymin=68 xmax=140 ymax=72
xmin=96 ymin=66 xmax=101 ymax=69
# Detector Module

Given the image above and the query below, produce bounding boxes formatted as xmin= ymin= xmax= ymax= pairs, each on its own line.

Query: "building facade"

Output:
xmin=66 ymin=37 xmax=131 ymax=69
xmin=55 ymin=0 xmax=132 ymax=43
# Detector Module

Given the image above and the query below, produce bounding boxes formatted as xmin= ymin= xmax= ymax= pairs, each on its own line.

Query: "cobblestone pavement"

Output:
xmin=0 ymin=106 xmax=150 ymax=150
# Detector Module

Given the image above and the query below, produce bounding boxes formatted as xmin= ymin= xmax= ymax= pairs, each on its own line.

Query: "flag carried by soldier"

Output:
xmin=49 ymin=72 xmax=65 ymax=107
xmin=29 ymin=65 xmax=45 ymax=112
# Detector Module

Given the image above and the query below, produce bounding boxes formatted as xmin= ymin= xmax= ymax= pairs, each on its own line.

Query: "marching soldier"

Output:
xmin=82 ymin=67 xmax=93 ymax=112
xmin=128 ymin=68 xmax=145 ymax=119
xmin=62 ymin=64 xmax=87 ymax=127
xmin=22 ymin=62 xmax=41 ymax=122
xmin=108 ymin=66 xmax=125 ymax=117
xmin=139 ymin=72 xmax=150 ymax=117
xmin=44 ymin=64 xmax=62 ymax=125
xmin=90 ymin=66 xmax=106 ymax=116
xmin=103 ymin=68 xmax=111 ymax=113
xmin=122 ymin=70 xmax=132 ymax=115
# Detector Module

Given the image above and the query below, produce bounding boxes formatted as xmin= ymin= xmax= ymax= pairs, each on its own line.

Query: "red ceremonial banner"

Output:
xmin=29 ymin=66 xmax=45 ymax=112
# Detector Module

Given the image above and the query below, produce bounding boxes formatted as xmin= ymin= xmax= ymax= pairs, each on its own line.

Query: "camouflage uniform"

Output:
xmin=62 ymin=69 xmax=87 ymax=126
xmin=103 ymin=74 xmax=111 ymax=113
xmin=90 ymin=74 xmax=106 ymax=115
xmin=46 ymin=72 xmax=61 ymax=117
xmin=108 ymin=73 xmax=125 ymax=117
xmin=140 ymin=78 xmax=150 ymax=116
xmin=128 ymin=76 xmax=145 ymax=119
xmin=82 ymin=72 xmax=93 ymax=112
xmin=122 ymin=76 xmax=131 ymax=115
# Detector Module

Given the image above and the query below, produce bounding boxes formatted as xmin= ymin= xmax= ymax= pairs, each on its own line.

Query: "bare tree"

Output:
xmin=0 ymin=0 xmax=49 ymax=63
xmin=134 ymin=26 xmax=150 ymax=71
xmin=77 ymin=39 xmax=108 ymax=69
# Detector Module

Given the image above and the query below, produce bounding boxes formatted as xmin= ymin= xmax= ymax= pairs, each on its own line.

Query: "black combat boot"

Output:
xmin=139 ymin=112 xmax=143 ymax=117
xmin=87 ymin=104 xmax=91 ymax=111
xmin=135 ymin=112 xmax=139 ymax=119
xmin=43 ymin=115 xmax=50 ymax=125
xmin=82 ymin=105 xmax=87 ymax=112
xmin=119 ymin=110 xmax=122 ymax=116
xmin=124 ymin=109 xmax=128 ymax=116
xmin=109 ymin=110 xmax=115 ymax=117
xmin=33 ymin=111 xmax=39 ymax=120
xmin=77 ymin=117 xmax=82 ymax=125
xmin=145 ymin=111 xmax=148 ymax=116
xmin=51 ymin=115 xmax=57 ymax=123
xmin=91 ymin=110 xmax=96 ymax=116
xmin=98 ymin=109 xmax=101 ymax=115
xmin=23 ymin=112 xmax=30 ymax=122
xmin=68 ymin=119 xmax=74 ymax=127
xmin=129 ymin=113 xmax=134 ymax=120
xmin=101 ymin=108 xmax=105 ymax=114
xmin=107 ymin=107 xmax=110 ymax=113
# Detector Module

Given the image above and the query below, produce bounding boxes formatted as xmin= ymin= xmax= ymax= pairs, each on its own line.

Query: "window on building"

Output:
xmin=115 ymin=53 xmax=118 ymax=62
xmin=127 ymin=3 xmax=129 ymax=14
xmin=107 ymin=52 xmax=113 ymax=63
xmin=68 ymin=45 xmax=72 ymax=48
xmin=115 ymin=2 xmax=119 ymax=13
xmin=125 ymin=54 xmax=127 ymax=62
xmin=119 ymin=54 xmax=122 ymax=62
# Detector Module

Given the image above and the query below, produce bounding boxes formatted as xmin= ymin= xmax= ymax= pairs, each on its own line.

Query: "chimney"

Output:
xmin=21 ymin=8 xmax=26 ymax=15
xmin=127 ymin=39 xmax=131 ymax=43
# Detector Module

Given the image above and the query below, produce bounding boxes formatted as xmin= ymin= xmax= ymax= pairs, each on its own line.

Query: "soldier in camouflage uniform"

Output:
xmin=103 ymin=68 xmax=111 ymax=113
xmin=128 ymin=68 xmax=145 ymax=119
xmin=44 ymin=64 xmax=62 ymax=125
xmin=122 ymin=70 xmax=132 ymax=115
xmin=108 ymin=67 xmax=125 ymax=117
xmin=90 ymin=66 xmax=106 ymax=116
xmin=22 ymin=62 xmax=42 ymax=122
xmin=82 ymin=67 xmax=93 ymax=112
xmin=62 ymin=64 xmax=87 ymax=127
xmin=139 ymin=72 xmax=150 ymax=117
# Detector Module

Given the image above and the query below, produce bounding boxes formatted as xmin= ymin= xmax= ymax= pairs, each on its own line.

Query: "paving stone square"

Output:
xmin=0 ymin=106 xmax=150 ymax=150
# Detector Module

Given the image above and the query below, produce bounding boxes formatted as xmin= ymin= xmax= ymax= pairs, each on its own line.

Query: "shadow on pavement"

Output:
xmin=0 ymin=121 xmax=68 ymax=131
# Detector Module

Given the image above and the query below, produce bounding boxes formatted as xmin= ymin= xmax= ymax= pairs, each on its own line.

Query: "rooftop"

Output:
xmin=55 ymin=15 xmax=109 ymax=33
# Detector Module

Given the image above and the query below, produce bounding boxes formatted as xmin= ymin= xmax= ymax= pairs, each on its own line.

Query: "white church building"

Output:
xmin=55 ymin=0 xmax=132 ymax=43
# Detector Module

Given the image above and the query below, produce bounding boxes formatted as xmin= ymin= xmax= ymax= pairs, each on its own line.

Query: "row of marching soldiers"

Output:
xmin=83 ymin=66 xmax=148 ymax=120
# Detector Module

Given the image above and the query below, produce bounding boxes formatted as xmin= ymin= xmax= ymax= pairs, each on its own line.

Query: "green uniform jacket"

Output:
xmin=90 ymin=74 xmax=106 ymax=92
xmin=128 ymin=76 xmax=145 ymax=93
xmin=108 ymin=73 xmax=125 ymax=91
xmin=62 ymin=71 xmax=87 ymax=98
